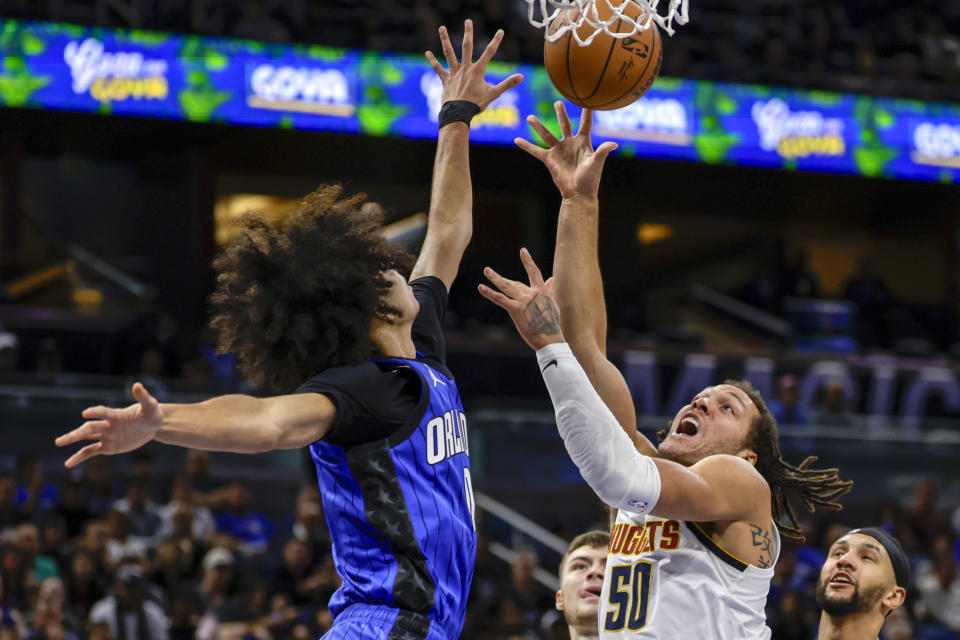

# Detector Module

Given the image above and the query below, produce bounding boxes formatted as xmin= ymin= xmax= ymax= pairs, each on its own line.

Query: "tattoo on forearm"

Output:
xmin=523 ymin=293 xmax=562 ymax=335
xmin=750 ymin=525 xmax=773 ymax=568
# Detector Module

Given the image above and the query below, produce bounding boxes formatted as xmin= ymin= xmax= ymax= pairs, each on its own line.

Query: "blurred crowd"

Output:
xmin=1 ymin=448 xmax=960 ymax=640
xmin=1 ymin=0 xmax=958 ymax=101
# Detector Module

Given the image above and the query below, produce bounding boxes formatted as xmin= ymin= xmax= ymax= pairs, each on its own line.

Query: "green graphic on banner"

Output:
xmin=0 ymin=18 xmax=958 ymax=183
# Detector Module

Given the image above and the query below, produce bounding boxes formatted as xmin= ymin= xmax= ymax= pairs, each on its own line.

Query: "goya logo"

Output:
xmin=63 ymin=38 xmax=168 ymax=102
xmin=594 ymin=97 xmax=691 ymax=145
xmin=752 ymin=98 xmax=845 ymax=159
xmin=247 ymin=64 xmax=354 ymax=116
xmin=912 ymin=122 xmax=960 ymax=168
xmin=420 ymin=72 xmax=519 ymax=128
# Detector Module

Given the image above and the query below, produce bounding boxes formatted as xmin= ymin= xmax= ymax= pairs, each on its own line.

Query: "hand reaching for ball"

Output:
xmin=515 ymin=102 xmax=618 ymax=200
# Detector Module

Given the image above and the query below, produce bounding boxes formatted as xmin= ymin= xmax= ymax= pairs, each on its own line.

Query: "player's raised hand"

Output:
xmin=55 ymin=382 xmax=164 ymax=468
xmin=516 ymin=102 xmax=618 ymax=199
xmin=479 ymin=248 xmax=564 ymax=351
xmin=425 ymin=19 xmax=524 ymax=109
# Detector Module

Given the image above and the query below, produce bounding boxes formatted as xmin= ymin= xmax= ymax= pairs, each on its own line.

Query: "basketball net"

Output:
xmin=527 ymin=0 xmax=689 ymax=44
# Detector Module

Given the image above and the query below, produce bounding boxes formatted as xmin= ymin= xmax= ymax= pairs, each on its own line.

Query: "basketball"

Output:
xmin=544 ymin=0 xmax=662 ymax=110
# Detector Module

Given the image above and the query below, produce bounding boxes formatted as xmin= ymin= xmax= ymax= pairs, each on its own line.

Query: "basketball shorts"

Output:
xmin=322 ymin=603 xmax=450 ymax=640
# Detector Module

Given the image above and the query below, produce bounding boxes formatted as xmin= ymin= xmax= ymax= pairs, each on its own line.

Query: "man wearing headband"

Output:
xmin=815 ymin=527 xmax=909 ymax=639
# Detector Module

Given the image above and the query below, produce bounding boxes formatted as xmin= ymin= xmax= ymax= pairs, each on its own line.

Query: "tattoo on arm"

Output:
xmin=750 ymin=525 xmax=773 ymax=569
xmin=523 ymin=293 xmax=562 ymax=336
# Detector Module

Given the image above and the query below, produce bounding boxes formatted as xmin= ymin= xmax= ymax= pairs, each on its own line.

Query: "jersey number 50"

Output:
xmin=605 ymin=561 xmax=653 ymax=632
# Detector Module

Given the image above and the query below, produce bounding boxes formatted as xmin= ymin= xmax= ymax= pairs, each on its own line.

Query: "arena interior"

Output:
xmin=1 ymin=0 xmax=959 ymax=638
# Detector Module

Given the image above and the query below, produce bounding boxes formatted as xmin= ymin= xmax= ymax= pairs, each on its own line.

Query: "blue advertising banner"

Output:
xmin=2 ymin=19 xmax=960 ymax=183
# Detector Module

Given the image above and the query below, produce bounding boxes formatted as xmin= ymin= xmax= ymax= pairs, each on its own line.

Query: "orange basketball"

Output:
xmin=544 ymin=0 xmax=662 ymax=110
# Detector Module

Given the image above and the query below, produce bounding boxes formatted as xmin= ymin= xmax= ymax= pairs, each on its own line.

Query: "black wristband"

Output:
xmin=438 ymin=100 xmax=482 ymax=128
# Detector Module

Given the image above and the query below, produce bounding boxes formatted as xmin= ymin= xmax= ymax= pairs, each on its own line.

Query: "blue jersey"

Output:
xmin=309 ymin=355 xmax=476 ymax=639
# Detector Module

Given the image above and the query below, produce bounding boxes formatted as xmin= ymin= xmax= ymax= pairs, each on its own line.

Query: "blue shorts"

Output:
xmin=322 ymin=604 xmax=449 ymax=640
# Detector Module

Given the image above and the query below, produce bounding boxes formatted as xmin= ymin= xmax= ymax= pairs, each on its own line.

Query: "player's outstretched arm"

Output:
xmin=482 ymin=263 xmax=768 ymax=523
xmin=410 ymin=20 xmax=523 ymax=290
xmin=516 ymin=109 xmax=655 ymax=455
xmin=55 ymin=383 xmax=336 ymax=468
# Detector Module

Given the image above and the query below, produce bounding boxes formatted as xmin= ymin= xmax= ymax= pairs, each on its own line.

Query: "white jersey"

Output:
xmin=599 ymin=510 xmax=779 ymax=639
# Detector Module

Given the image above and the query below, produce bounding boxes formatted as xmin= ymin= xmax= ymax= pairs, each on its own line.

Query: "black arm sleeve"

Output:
xmin=411 ymin=276 xmax=449 ymax=364
xmin=296 ymin=363 xmax=419 ymax=447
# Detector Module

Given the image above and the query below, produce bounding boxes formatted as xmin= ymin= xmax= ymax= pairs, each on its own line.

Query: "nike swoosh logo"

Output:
xmin=541 ymin=359 xmax=558 ymax=373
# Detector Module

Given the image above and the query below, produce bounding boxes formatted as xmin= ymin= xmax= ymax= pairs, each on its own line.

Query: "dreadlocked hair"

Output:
xmin=656 ymin=379 xmax=853 ymax=543
xmin=728 ymin=380 xmax=853 ymax=543
xmin=209 ymin=184 xmax=414 ymax=392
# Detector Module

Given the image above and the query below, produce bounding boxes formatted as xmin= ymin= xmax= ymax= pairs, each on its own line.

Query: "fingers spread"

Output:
xmin=483 ymin=266 xmax=519 ymax=296
xmin=477 ymin=284 xmax=513 ymax=310
xmin=492 ymin=73 xmax=524 ymax=97
xmin=56 ymin=420 xmax=107 ymax=447
xmin=578 ymin=108 xmax=593 ymax=139
xmin=478 ymin=28 xmax=504 ymax=66
xmin=555 ymin=101 xmax=573 ymax=139
xmin=65 ymin=443 xmax=103 ymax=469
xmin=82 ymin=405 xmax=109 ymax=419
xmin=461 ymin=19 xmax=474 ymax=65
xmin=439 ymin=26 xmax=458 ymax=71
xmin=527 ymin=115 xmax=560 ymax=147
xmin=594 ymin=140 xmax=619 ymax=163
xmin=519 ymin=248 xmax=545 ymax=287
xmin=424 ymin=51 xmax=447 ymax=78
xmin=515 ymin=137 xmax=548 ymax=160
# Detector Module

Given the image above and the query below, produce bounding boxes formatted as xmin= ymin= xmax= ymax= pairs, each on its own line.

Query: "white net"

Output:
xmin=527 ymin=0 xmax=689 ymax=44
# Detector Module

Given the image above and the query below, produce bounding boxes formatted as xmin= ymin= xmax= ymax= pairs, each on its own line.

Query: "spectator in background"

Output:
xmin=82 ymin=459 xmax=115 ymax=517
xmin=184 ymin=451 xmax=218 ymax=497
xmin=113 ymin=478 xmax=162 ymax=543
xmin=197 ymin=548 xmax=235 ymax=616
xmin=268 ymin=537 xmax=314 ymax=606
xmin=781 ymin=248 xmax=821 ymax=300
xmin=0 ymin=472 xmax=27 ymax=531
xmin=906 ymin=480 xmax=952 ymax=552
xmin=0 ymin=571 xmax=28 ymax=639
xmin=158 ymin=477 xmax=215 ymax=543
xmin=768 ymin=374 xmax=810 ymax=425
xmin=14 ymin=524 xmax=58 ymax=584
xmin=37 ymin=514 xmax=69 ymax=576
xmin=104 ymin=510 xmax=147 ymax=568
xmin=168 ymin=586 xmax=202 ymax=640
xmin=915 ymin=532 xmax=960 ymax=632
xmin=15 ymin=455 xmax=58 ymax=520
xmin=49 ymin=476 xmax=91 ymax=540
xmin=812 ymin=379 xmax=857 ymax=427
xmin=31 ymin=576 xmax=81 ymax=639
xmin=286 ymin=486 xmax=329 ymax=565
xmin=1 ymin=544 xmax=31 ymax=612
xmin=75 ymin=522 xmax=110 ymax=575
xmin=62 ymin=550 xmax=105 ymax=620
xmin=843 ymin=258 xmax=893 ymax=348
xmin=89 ymin=564 xmax=169 ymax=640
xmin=127 ymin=451 xmax=157 ymax=490
xmin=499 ymin=550 xmax=554 ymax=637
xmin=213 ymin=483 xmax=273 ymax=556
xmin=146 ymin=540 xmax=192 ymax=601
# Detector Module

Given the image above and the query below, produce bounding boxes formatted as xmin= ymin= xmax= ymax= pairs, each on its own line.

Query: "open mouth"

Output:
xmin=581 ymin=586 xmax=602 ymax=601
xmin=675 ymin=415 xmax=700 ymax=437
xmin=828 ymin=572 xmax=855 ymax=588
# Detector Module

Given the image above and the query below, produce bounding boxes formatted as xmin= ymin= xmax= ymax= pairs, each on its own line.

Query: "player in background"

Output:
xmin=815 ymin=528 xmax=909 ymax=640
xmin=55 ymin=21 xmax=522 ymax=640
xmin=478 ymin=102 xmax=852 ymax=638
xmin=557 ymin=530 xmax=608 ymax=640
